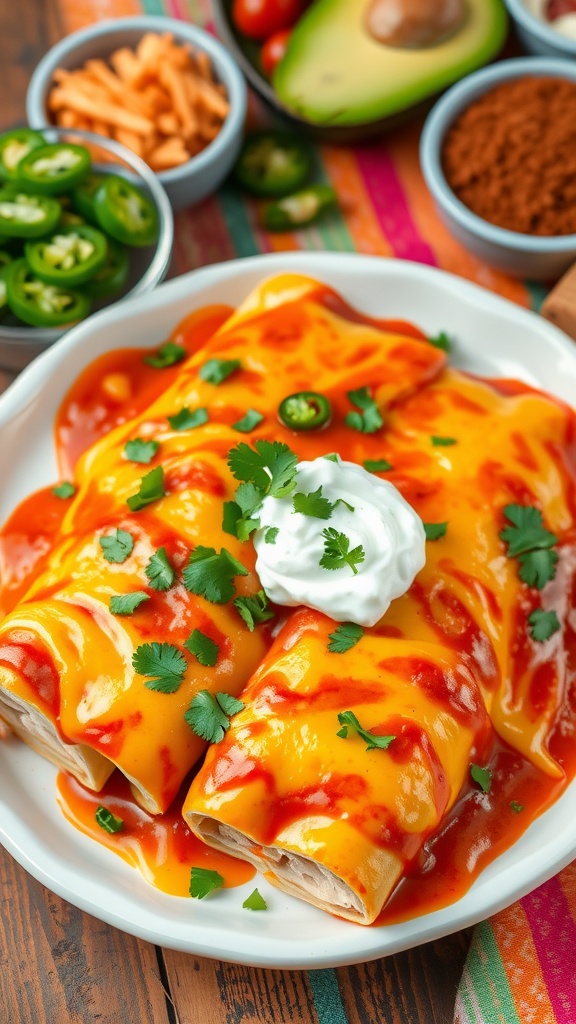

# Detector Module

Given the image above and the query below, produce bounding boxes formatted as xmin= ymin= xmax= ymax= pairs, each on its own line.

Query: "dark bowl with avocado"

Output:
xmin=213 ymin=0 xmax=508 ymax=143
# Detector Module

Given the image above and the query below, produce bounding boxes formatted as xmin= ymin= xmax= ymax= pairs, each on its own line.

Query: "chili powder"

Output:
xmin=442 ymin=76 xmax=576 ymax=236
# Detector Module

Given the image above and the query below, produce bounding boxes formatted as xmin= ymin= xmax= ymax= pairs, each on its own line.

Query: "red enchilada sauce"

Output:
xmin=1 ymin=285 xmax=575 ymax=914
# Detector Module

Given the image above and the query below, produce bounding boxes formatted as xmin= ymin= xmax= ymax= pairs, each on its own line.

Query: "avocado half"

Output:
xmin=273 ymin=0 xmax=508 ymax=127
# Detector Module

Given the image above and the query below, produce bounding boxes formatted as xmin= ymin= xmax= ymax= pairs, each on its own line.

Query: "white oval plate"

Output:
xmin=1 ymin=254 xmax=575 ymax=969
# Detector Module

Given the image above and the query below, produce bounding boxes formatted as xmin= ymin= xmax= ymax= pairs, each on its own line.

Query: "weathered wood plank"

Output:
xmin=0 ymin=0 xmax=63 ymax=130
xmin=0 ymin=847 xmax=171 ymax=1024
xmin=162 ymin=953 xmax=321 ymax=1024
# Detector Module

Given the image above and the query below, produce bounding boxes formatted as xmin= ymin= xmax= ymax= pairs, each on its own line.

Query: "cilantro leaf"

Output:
xmin=323 ymin=453 xmax=340 ymax=463
xmin=243 ymin=888 xmax=268 ymax=911
xmin=95 ymin=806 xmax=124 ymax=834
xmin=328 ymin=622 xmax=364 ymax=653
xmin=184 ymin=689 xmax=245 ymax=743
xmin=132 ymin=641 xmax=187 ymax=693
xmin=233 ymin=409 xmax=264 ymax=433
xmin=126 ymin=466 xmax=166 ymax=512
xmin=235 ymin=481 xmax=263 ymax=516
xmin=189 ymin=866 xmax=224 ymax=899
xmin=216 ymin=692 xmax=245 ymax=716
xmin=363 ymin=459 xmax=393 ymax=473
xmin=431 ymin=436 xmax=457 ymax=447
xmin=228 ymin=440 xmax=298 ymax=499
xmin=145 ymin=547 xmax=175 ymax=591
xmin=234 ymin=590 xmax=274 ymax=631
xmin=428 ymin=330 xmax=451 ymax=352
xmin=518 ymin=548 xmax=559 ymax=590
xmin=320 ymin=528 xmax=365 ymax=575
xmin=345 ymin=387 xmax=383 ymax=434
xmin=185 ymin=629 xmax=219 ymax=667
xmin=264 ymin=526 xmax=279 ymax=544
xmin=168 ymin=407 xmax=209 ymax=431
xmin=183 ymin=546 xmax=248 ymax=604
xmin=510 ymin=800 xmax=525 ymax=814
xmin=336 ymin=710 xmax=395 ymax=751
xmin=199 ymin=358 xmax=241 ymax=385
xmin=144 ymin=341 xmax=186 ymax=368
xmin=293 ymin=486 xmax=334 ymax=520
xmin=99 ymin=528 xmax=134 ymax=564
xmin=109 ymin=591 xmax=150 ymax=615
xmin=528 ymin=609 xmax=561 ymax=643
xmin=123 ymin=438 xmax=160 ymax=464
xmin=424 ymin=522 xmax=448 ymax=541
xmin=500 ymin=504 xmax=557 ymax=557
xmin=470 ymin=763 xmax=492 ymax=793
xmin=52 ymin=481 xmax=75 ymax=499
xmin=222 ymin=501 xmax=242 ymax=537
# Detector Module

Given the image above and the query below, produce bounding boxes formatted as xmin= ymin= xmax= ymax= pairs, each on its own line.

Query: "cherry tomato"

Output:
xmin=260 ymin=29 xmax=291 ymax=77
xmin=232 ymin=0 xmax=303 ymax=41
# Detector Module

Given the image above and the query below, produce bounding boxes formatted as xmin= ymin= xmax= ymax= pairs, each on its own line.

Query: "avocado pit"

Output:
xmin=365 ymin=0 xmax=467 ymax=48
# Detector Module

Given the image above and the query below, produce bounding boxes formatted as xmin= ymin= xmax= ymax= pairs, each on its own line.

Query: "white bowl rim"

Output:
xmin=503 ymin=0 xmax=576 ymax=54
xmin=26 ymin=14 xmax=247 ymax=186
xmin=420 ymin=56 xmax=576 ymax=253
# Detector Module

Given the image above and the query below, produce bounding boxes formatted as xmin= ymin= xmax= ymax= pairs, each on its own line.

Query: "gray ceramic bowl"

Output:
xmin=420 ymin=57 xmax=576 ymax=280
xmin=26 ymin=15 xmax=247 ymax=211
xmin=503 ymin=0 xmax=576 ymax=57
xmin=0 ymin=127 xmax=173 ymax=371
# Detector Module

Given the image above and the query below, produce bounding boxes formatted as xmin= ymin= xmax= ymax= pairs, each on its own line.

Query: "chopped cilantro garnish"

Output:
xmin=185 ymin=629 xmax=219 ymax=667
xmin=363 ymin=459 xmax=393 ymax=473
xmin=323 ymin=453 xmax=340 ymax=463
xmin=528 ymin=609 xmax=561 ymax=643
xmin=126 ymin=466 xmax=166 ymax=512
xmin=243 ymin=888 xmax=268 ymax=911
xmin=428 ymin=330 xmax=451 ymax=352
xmin=228 ymin=440 xmax=298 ymax=499
xmin=431 ymin=436 xmax=457 ymax=447
xmin=344 ymin=387 xmax=383 ymax=434
xmin=500 ymin=504 xmax=558 ymax=558
xmin=52 ymin=481 xmax=75 ymax=499
xmin=222 ymin=501 xmax=242 ymax=537
xmin=232 ymin=409 xmax=264 ymax=433
xmin=189 ymin=866 xmax=224 ymax=899
xmin=328 ymin=622 xmax=364 ymax=653
xmin=168 ymin=406 xmax=209 ymax=431
xmin=336 ymin=710 xmax=395 ymax=751
xmin=234 ymin=590 xmax=274 ymax=631
xmin=183 ymin=545 xmax=248 ymax=604
xmin=132 ymin=641 xmax=187 ymax=693
xmin=95 ymin=805 xmax=124 ymax=834
xmin=123 ymin=438 xmax=160 ymax=464
xmin=144 ymin=341 xmax=186 ymax=368
xmin=320 ymin=528 xmax=365 ymax=575
xmin=184 ymin=689 xmax=245 ymax=743
xmin=510 ymin=801 xmax=525 ymax=814
xmin=470 ymin=763 xmax=492 ymax=793
xmin=109 ymin=591 xmax=150 ymax=615
xmin=145 ymin=547 xmax=175 ymax=591
xmin=99 ymin=528 xmax=134 ymax=564
xmin=199 ymin=357 xmax=241 ymax=385
xmin=293 ymin=486 xmax=334 ymax=520
xmin=500 ymin=504 xmax=558 ymax=591
xmin=264 ymin=526 xmax=279 ymax=544
xmin=424 ymin=522 xmax=448 ymax=541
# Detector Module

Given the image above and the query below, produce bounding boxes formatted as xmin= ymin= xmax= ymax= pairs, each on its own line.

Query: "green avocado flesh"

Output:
xmin=273 ymin=0 xmax=508 ymax=126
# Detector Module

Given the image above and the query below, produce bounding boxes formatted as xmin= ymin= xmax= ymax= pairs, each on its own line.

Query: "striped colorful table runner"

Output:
xmin=54 ymin=0 xmax=576 ymax=1019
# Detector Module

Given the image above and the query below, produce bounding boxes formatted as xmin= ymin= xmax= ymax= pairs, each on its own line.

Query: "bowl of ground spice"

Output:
xmin=420 ymin=58 xmax=576 ymax=279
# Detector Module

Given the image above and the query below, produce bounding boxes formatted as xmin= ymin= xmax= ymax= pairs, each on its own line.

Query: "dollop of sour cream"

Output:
xmin=253 ymin=457 xmax=426 ymax=628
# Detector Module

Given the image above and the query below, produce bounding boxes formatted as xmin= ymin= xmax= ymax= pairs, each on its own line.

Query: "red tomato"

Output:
xmin=260 ymin=29 xmax=291 ymax=76
xmin=232 ymin=0 xmax=303 ymax=41
xmin=546 ymin=0 xmax=576 ymax=15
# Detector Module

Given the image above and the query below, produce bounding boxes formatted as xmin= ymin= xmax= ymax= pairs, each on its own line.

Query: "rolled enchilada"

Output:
xmin=0 ymin=275 xmax=446 ymax=813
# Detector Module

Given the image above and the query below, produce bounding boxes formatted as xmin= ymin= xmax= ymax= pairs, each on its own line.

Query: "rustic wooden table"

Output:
xmin=0 ymin=4 xmax=471 ymax=1021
